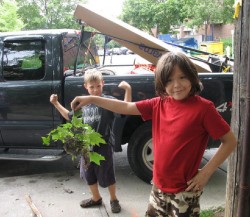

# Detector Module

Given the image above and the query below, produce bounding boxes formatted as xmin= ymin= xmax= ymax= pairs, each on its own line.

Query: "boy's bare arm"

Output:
xmin=186 ymin=130 xmax=237 ymax=191
xmin=71 ymin=95 xmax=140 ymax=115
xmin=118 ymin=81 xmax=132 ymax=102
xmin=201 ymin=130 xmax=236 ymax=175
xmin=50 ymin=94 xmax=70 ymax=120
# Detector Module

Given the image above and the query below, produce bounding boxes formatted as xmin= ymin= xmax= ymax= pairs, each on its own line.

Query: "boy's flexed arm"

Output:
xmin=71 ymin=95 xmax=140 ymax=115
xmin=118 ymin=81 xmax=132 ymax=102
xmin=50 ymin=94 xmax=70 ymax=121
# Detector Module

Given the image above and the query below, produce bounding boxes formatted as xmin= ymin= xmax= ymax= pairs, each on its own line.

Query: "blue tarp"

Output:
xmin=158 ymin=34 xmax=177 ymax=43
xmin=175 ymin=37 xmax=198 ymax=49
xmin=158 ymin=34 xmax=198 ymax=49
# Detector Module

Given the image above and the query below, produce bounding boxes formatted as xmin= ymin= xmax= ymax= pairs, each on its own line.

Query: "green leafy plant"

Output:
xmin=42 ymin=113 xmax=106 ymax=168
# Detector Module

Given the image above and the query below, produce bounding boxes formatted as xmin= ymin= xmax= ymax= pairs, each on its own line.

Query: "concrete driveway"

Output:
xmin=0 ymin=146 xmax=227 ymax=217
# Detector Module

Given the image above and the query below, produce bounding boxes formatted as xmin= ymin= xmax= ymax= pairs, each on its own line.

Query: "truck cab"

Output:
xmin=0 ymin=29 xmax=99 ymax=152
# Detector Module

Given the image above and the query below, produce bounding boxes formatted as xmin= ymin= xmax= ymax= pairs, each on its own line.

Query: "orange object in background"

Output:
xmin=129 ymin=64 xmax=156 ymax=74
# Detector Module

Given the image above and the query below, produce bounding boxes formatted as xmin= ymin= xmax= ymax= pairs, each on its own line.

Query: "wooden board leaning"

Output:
xmin=74 ymin=4 xmax=212 ymax=72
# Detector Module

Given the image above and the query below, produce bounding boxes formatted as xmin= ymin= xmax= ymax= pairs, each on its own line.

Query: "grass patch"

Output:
xmin=201 ymin=209 xmax=214 ymax=217
xmin=200 ymin=207 xmax=224 ymax=217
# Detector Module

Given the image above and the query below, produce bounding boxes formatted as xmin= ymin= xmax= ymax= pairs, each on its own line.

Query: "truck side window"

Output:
xmin=2 ymin=40 xmax=45 ymax=80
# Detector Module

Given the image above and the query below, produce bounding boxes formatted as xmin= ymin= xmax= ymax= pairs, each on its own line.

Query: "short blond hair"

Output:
xmin=84 ymin=69 xmax=103 ymax=84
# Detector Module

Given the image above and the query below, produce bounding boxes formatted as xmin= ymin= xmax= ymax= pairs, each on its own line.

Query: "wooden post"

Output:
xmin=237 ymin=12 xmax=250 ymax=216
xmin=225 ymin=0 xmax=250 ymax=216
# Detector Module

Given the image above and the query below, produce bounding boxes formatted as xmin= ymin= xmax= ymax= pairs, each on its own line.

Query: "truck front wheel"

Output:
xmin=127 ymin=122 xmax=153 ymax=183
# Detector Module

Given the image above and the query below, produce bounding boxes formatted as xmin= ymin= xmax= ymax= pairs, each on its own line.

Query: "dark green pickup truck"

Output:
xmin=0 ymin=29 xmax=233 ymax=183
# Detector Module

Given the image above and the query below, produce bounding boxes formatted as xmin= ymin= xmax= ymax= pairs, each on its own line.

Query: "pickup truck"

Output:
xmin=0 ymin=12 xmax=233 ymax=183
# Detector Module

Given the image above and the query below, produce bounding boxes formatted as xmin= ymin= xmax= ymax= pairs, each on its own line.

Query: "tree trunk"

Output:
xmin=225 ymin=0 xmax=250 ymax=216
xmin=204 ymin=22 xmax=208 ymax=41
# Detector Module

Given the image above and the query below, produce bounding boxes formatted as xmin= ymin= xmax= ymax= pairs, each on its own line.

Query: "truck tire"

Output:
xmin=127 ymin=122 xmax=153 ymax=183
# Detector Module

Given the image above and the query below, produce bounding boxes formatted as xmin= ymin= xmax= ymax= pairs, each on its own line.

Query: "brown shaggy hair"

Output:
xmin=155 ymin=52 xmax=203 ymax=98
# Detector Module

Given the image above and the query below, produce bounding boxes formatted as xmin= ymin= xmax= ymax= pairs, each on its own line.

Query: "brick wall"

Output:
xmin=198 ymin=23 xmax=234 ymax=41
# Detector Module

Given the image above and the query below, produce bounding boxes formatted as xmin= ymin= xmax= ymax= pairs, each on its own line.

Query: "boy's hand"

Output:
xmin=185 ymin=169 xmax=209 ymax=192
xmin=50 ymin=94 xmax=58 ymax=105
xmin=118 ymin=81 xmax=131 ymax=90
xmin=71 ymin=96 xmax=89 ymax=111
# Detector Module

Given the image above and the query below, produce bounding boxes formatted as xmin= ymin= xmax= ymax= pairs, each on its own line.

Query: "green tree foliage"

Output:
xmin=0 ymin=0 xmax=24 ymax=32
xmin=182 ymin=0 xmax=234 ymax=41
xmin=16 ymin=0 xmax=87 ymax=30
xmin=121 ymin=0 xmax=184 ymax=34
xmin=221 ymin=0 xmax=235 ymax=23
xmin=184 ymin=0 xmax=233 ymax=27
xmin=120 ymin=0 xmax=234 ymax=35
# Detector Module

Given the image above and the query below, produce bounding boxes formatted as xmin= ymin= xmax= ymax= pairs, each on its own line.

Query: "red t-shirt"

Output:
xmin=135 ymin=95 xmax=230 ymax=193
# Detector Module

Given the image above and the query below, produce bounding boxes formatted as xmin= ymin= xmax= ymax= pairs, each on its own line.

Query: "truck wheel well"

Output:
xmin=127 ymin=121 xmax=153 ymax=183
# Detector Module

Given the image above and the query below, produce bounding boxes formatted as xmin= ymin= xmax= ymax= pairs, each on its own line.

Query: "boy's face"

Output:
xmin=84 ymin=80 xmax=104 ymax=96
xmin=165 ymin=66 xmax=192 ymax=100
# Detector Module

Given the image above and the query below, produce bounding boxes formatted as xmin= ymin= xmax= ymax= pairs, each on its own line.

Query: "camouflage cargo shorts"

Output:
xmin=145 ymin=184 xmax=203 ymax=217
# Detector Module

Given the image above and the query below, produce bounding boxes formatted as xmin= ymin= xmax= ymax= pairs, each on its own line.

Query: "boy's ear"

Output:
xmin=83 ymin=83 xmax=87 ymax=89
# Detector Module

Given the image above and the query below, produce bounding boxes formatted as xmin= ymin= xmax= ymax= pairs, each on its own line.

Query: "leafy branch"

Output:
xmin=42 ymin=114 xmax=106 ymax=168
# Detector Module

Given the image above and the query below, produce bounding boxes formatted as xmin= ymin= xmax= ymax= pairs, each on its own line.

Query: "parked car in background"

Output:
xmin=106 ymin=47 xmax=121 ymax=55
xmin=126 ymin=49 xmax=134 ymax=54
xmin=120 ymin=47 xmax=128 ymax=54
xmin=97 ymin=49 xmax=105 ymax=56
xmin=112 ymin=47 xmax=122 ymax=55
xmin=106 ymin=49 xmax=112 ymax=55
xmin=107 ymin=47 xmax=130 ymax=55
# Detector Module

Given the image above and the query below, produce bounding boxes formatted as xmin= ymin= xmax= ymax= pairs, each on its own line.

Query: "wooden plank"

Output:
xmin=74 ymin=4 xmax=212 ymax=72
xmin=25 ymin=194 xmax=43 ymax=217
